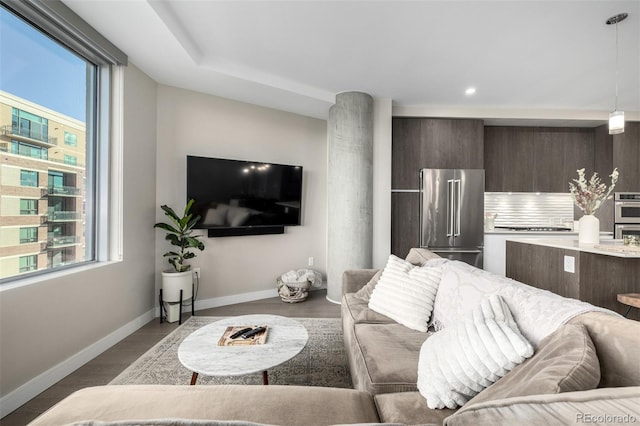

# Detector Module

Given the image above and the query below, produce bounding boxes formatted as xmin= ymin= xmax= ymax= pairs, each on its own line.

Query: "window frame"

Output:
xmin=0 ymin=0 xmax=126 ymax=286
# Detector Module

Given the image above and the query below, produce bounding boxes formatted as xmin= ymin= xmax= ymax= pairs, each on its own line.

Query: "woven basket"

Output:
xmin=277 ymin=277 xmax=311 ymax=303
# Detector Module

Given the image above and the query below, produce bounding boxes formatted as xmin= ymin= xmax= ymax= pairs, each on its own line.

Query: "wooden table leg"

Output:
xmin=190 ymin=372 xmax=199 ymax=385
xmin=262 ymin=371 xmax=269 ymax=385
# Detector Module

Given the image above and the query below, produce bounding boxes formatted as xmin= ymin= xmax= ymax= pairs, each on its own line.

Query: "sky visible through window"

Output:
xmin=0 ymin=7 xmax=87 ymax=122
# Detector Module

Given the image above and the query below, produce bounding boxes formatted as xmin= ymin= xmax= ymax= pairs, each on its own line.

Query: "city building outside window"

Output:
xmin=0 ymin=1 xmax=126 ymax=282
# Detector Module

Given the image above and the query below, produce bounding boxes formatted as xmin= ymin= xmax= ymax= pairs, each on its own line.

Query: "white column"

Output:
xmin=326 ymin=92 xmax=374 ymax=303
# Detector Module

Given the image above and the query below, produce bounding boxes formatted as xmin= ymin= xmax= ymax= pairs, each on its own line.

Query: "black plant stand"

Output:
xmin=159 ymin=283 xmax=195 ymax=325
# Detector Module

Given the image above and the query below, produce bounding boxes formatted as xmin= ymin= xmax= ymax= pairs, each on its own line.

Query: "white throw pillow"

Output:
xmin=417 ymin=294 xmax=534 ymax=409
xmin=368 ymin=255 xmax=443 ymax=332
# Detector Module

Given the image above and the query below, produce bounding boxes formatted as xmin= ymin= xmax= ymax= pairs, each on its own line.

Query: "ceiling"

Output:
xmin=63 ymin=1 xmax=640 ymax=125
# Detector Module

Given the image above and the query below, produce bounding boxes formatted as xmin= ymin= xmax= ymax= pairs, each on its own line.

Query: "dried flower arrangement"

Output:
xmin=569 ymin=168 xmax=619 ymax=215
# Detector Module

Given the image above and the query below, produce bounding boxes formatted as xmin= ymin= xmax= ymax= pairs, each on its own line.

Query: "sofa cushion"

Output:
xmin=354 ymin=322 xmax=431 ymax=394
xmin=375 ymin=392 xmax=457 ymax=426
xmin=343 ymin=293 xmax=395 ymax=324
xmin=444 ymin=387 xmax=640 ymax=426
xmin=29 ymin=385 xmax=381 ymax=426
xmin=569 ymin=312 xmax=640 ymax=388
xmin=464 ymin=323 xmax=600 ymax=408
xmin=354 ymin=269 xmax=383 ymax=300
xmin=368 ymin=255 xmax=443 ymax=332
xmin=418 ymin=295 xmax=533 ymax=409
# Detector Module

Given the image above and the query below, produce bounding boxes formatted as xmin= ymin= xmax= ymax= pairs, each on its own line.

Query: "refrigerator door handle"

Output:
xmin=454 ymin=179 xmax=461 ymax=237
xmin=447 ymin=179 xmax=455 ymax=237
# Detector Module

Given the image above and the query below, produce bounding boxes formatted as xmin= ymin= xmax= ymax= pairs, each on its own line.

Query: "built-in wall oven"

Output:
xmin=614 ymin=193 xmax=640 ymax=239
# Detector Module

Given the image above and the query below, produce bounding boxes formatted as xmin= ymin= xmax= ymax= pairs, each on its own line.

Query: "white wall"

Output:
xmin=155 ymin=85 xmax=327 ymax=304
xmin=0 ymin=64 xmax=158 ymax=413
xmin=372 ymin=98 xmax=392 ymax=268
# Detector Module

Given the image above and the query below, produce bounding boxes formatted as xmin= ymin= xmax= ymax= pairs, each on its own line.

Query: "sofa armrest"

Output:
xmin=342 ymin=269 xmax=380 ymax=295
xmin=444 ymin=387 xmax=640 ymax=426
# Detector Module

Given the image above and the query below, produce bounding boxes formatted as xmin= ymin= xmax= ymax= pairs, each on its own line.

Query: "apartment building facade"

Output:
xmin=0 ymin=91 xmax=86 ymax=280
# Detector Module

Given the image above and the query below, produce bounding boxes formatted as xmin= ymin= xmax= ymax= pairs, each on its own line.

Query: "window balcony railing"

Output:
xmin=1 ymin=124 xmax=57 ymax=145
xmin=47 ymin=211 xmax=81 ymax=221
xmin=47 ymin=236 xmax=79 ymax=247
xmin=48 ymin=185 xmax=82 ymax=196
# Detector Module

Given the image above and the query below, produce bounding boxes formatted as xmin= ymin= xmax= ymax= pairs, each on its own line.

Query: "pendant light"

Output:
xmin=606 ymin=13 xmax=628 ymax=135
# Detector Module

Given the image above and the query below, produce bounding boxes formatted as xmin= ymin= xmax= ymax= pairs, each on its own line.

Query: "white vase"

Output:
xmin=578 ymin=214 xmax=599 ymax=245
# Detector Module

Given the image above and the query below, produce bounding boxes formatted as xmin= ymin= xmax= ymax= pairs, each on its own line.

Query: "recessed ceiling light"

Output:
xmin=465 ymin=87 xmax=476 ymax=95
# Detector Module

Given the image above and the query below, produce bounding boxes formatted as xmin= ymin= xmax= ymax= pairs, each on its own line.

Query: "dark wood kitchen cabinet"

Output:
xmin=391 ymin=192 xmax=420 ymax=258
xmin=391 ymin=117 xmax=483 ymax=257
xmin=392 ymin=118 xmax=484 ymax=190
xmin=484 ymin=127 xmax=594 ymax=192
xmin=612 ymin=122 xmax=640 ymax=192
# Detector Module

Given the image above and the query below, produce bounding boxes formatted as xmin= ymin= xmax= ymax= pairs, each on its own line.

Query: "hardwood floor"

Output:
xmin=1 ymin=290 xmax=340 ymax=425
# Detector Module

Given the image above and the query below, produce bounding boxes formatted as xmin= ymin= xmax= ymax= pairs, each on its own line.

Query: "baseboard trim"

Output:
xmin=0 ymin=308 xmax=155 ymax=418
xmin=155 ymin=288 xmax=280 ymax=318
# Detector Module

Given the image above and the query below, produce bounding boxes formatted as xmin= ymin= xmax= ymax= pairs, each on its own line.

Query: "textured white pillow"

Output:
xmin=417 ymin=294 xmax=534 ymax=409
xmin=368 ymin=255 xmax=443 ymax=332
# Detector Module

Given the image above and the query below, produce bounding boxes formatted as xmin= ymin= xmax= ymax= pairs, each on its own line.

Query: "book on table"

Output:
xmin=218 ymin=325 xmax=269 ymax=346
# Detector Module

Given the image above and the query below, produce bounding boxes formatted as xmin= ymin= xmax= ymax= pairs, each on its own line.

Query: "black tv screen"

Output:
xmin=187 ymin=156 xmax=303 ymax=233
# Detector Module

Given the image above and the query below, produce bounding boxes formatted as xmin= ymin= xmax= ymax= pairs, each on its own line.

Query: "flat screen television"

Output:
xmin=186 ymin=155 xmax=303 ymax=237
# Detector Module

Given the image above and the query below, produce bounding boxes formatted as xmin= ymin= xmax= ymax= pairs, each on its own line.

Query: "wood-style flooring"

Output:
xmin=1 ymin=290 xmax=340 ymax=425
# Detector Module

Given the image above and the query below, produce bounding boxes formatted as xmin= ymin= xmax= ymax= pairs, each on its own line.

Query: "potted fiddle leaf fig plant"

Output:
xmin=154 ymin=199 xmax=205 ymax=323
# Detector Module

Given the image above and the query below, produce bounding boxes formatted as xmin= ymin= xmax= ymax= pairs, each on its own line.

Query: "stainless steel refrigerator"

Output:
xmin=420 ymin=168 xmax=484 ymax=268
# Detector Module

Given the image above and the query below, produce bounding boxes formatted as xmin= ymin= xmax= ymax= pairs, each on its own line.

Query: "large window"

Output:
xmin=0 ymin=1 xmax=127 ymax=283
xmin=64 ymin=131 xmax=77 ymax=146
xmin=18 ymin=254 xmax=37 ymax=272
xmin=19 ymin=227 xmax=37 ymax=243
xmin=19 ymin=198 xmax=37 ymax=215
xmin=20 ymin=169 xmax=38 ymax=187
xmin=10 ymin=140 xmax=48 ymax=160
xmin=12 ymin=108 xmax=49 ymax=142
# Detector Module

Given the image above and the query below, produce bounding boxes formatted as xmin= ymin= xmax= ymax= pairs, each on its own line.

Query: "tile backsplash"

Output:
xmin=485 ymin=192 xmax=574 ymax=227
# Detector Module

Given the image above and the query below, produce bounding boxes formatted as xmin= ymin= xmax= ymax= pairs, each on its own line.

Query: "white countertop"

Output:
xmin=507 ymin=238 xmax=640 ymax=258
xmin=485 ymin=230 xmax=579 ymax=235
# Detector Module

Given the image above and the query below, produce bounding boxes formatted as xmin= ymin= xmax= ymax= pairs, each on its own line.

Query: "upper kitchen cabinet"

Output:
xmin=613 ymin=122 xmax=640 ymax=192
xmin=392 ymin=118 xmax=484 ymax=190
xmin=484 ymin=126 xmax=594 ymax=193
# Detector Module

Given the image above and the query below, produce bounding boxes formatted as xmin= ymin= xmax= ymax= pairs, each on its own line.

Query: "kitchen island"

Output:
xmin=506 ymin=238 xmax=640 ymax=320
xmin=484 ymin=230 xmax=579 ymax=276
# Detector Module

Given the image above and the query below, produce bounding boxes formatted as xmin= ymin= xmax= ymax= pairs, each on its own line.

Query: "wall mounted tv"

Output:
xmin=187 ymin=155 xmax=303 ymax=237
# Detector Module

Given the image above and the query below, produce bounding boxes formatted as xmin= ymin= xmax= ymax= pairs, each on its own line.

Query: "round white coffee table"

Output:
xmin=178 ymin=314 xmax=308 ymax=385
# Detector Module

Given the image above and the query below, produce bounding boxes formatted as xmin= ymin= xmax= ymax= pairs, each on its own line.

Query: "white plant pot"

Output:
xmin=578 ymin=214 xmax=600 ymax=245
xmin=161 ymin=270 xmax=193 ymax=323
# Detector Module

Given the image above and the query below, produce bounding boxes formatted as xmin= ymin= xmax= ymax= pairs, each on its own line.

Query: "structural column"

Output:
xmin=326 ymin=92 xmax=374 ymax=303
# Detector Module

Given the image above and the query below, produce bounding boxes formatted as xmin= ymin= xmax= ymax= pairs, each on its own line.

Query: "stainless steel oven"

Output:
xmin=614 ymin=193 xmax=640 ymax=223
xmin=614 ymin=193 xmax=640 ymax=239
xmin=614 ymin=224 xmax=640 ymax=239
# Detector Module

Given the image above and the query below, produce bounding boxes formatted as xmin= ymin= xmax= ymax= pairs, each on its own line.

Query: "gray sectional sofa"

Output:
xmin=30 ymin=249 xmax=640 ymax=425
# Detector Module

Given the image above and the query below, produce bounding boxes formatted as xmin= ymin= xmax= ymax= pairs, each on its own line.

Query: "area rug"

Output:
xmin=109 ymin=316 xmax=352 ymax=388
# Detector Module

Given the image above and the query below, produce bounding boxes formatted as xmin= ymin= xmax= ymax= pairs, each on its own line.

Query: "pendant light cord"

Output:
xmin=615 ymin=21 xmax=619 ymax=111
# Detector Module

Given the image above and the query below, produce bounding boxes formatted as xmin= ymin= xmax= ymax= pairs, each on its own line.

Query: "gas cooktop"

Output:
xmin=494 ymin=226 xmax=573 ymax=232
